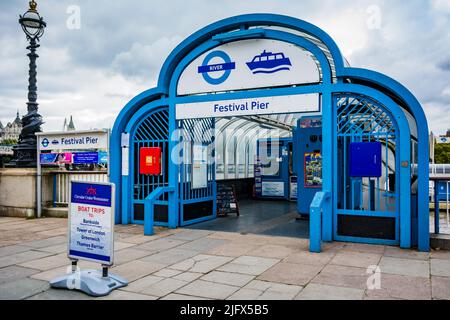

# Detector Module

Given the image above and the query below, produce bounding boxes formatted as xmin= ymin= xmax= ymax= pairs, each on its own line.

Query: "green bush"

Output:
xmin=435 ymin=143 xmax=450 ymax=164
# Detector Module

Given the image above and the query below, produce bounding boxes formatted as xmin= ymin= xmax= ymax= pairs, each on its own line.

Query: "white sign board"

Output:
xmin=192 ymin=144 xmax=208 ymax=189
xmin=68 ymin=181 xmax=115 ymax=265
xmin=176 ymin=93 xmax=319 ymax=120
xmin=38 ymin=131 xmax=108 ymax=151
xmin=178 ymin=39 xmax=320 ymax=95
xmin=437 ymin=137 xmax=450 ymax=144
xmin=262 ymin=181 xmax=285 ymax=197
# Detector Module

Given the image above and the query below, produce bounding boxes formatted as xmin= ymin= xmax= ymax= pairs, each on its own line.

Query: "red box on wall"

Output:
xmin=140 ymin=147 xmax=162 ymax=175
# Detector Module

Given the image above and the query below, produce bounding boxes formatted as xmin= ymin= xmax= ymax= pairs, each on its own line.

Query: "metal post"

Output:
xmin=447 ymin=181 xmax=449 ymax=228
xmin=11 ymin=38 xmax=44 ymax=167
xmin=36 ymin=135 xmax=42 ymax=218
xmin=434 ymin=180 xmax=440 ymax=234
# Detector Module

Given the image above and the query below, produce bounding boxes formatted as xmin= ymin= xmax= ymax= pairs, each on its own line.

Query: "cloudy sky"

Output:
xmin=0 ymin=0 xmax=449 ymax=135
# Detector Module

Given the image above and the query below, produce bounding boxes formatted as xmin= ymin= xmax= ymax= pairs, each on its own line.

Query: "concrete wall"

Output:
xmin=0 ymin=168 xmax=53 ymax=218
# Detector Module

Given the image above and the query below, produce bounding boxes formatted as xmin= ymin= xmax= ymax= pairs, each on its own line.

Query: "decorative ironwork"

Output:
xmin=10 ymin=1 xmax=46 ymax=167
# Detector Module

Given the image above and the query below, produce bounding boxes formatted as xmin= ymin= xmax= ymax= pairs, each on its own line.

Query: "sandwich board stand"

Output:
xmin=50 ymin=181 xmax=128 ymax=297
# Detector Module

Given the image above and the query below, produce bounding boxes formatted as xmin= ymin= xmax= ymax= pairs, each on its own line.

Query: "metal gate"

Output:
xmin=333 ymin=94 xmax=408 ymax=245
xmin=130 ymin=107 xmax=170 ymax=225
xmin=178 ymin=118 xmax=216 ymax=226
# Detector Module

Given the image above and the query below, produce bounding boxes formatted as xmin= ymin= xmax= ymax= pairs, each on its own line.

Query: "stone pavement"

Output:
xmin=0 ymin=217 xmax=450 ymax=300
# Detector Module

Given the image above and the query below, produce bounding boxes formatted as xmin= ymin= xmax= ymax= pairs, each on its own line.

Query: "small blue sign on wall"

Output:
xmin=73 ymin=152 xmax=99 ymax=164
xmin=349 ymin=142 xmax=382 ymax=178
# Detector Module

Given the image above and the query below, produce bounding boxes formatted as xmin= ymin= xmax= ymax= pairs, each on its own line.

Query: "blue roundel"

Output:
xmin=41 ymin=138 xmax=49 ymax=148
xmin=198 ymin=50 xmax=235 ymax=85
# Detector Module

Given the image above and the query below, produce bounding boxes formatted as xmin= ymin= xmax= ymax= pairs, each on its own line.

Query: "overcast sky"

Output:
xmin=0 ymin=0 xmax=449 ymax=135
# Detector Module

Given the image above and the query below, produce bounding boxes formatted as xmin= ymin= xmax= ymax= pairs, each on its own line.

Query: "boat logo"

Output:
xmin=51 ymin=139 xmax=59 ymax=145
xmin=246 ymin=50 xmax=292 ymax=74
xmin=41 ymin=138 xmax=49 ymax=148
xmin=86 ymin=186 xmax=97 ymax=196
xmin=198 ymin=50 xmax=236 ymax=85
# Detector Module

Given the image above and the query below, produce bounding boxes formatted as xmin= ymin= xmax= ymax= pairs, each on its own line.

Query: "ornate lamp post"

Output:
xmin=11 ymin=0 xmax=46 ymax=167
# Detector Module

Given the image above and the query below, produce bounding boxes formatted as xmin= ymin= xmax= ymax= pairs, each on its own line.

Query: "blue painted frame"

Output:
xmin=110 ymin=13 xmax=429 ymax=251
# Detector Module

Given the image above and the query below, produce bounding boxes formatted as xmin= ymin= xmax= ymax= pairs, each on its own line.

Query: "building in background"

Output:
xmin=0 ymin=111 xmax=22 ymax=144
xmin=437 ymin=129 xmax=450 ymax=144
xmin=62 ymin=115 xmax=76 ymax=132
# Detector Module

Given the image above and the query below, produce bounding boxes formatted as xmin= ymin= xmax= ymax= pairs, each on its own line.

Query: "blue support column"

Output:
xmin=434 ymin=180 xmax=440 ymax=235
xmin=321 ymin=91 xmax=333 ymax=241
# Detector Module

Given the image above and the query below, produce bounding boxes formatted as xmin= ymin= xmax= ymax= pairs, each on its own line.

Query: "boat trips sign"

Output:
xmin=177 ymin=39 xmax=320 ymax=95
xmin=68 ymin=181 xmax=115 ymax=265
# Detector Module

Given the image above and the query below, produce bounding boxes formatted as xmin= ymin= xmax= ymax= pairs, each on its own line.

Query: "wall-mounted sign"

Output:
xmin=176 ymin=93 xmax=319 ymax=120
xmin=177 ymin=39 xmax=320 ymax=95
xmin=68 ymin=181 xmax=114 ymax=265
xmin=40 ymin=153 xmax=73 ymax=165
xmin=192 ymin=144 xmax=208 ymax=189
xmin=73 ymin=152 xmax=99 ymax=164
xmin=38 ymin=131 xmax=108 ymax=151
xmin=304 ymin=152 xmax=322 ymax=188
xmin=437 ymin=137 xmax=450 ymax=144
xmin=261 ymin=181 xmax=285 ymax=197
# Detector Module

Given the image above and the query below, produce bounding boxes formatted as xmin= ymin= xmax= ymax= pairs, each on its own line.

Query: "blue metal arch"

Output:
xmin=110 ymin=13 xmax=429 ymax=251
xmin=157 ymin=13 xmax=346 ymax=91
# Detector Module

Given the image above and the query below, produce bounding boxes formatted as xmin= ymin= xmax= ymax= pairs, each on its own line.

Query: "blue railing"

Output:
xmin=309 ymin=191 xmax=331 ymax=253
xmin=144 ymin=186 xmax=174 ymax=235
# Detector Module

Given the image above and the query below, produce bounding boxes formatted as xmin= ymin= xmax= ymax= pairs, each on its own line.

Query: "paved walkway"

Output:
xmin=0 ymin=217 xmax=449 ymax=300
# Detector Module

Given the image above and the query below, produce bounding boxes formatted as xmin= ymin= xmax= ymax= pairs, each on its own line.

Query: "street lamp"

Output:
xmin=11 ymin=0 xmax=46 ymax=167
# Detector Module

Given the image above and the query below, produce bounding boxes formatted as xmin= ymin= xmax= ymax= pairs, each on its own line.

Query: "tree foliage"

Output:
xmin=435 ymin=143 xmax=450 ymax=164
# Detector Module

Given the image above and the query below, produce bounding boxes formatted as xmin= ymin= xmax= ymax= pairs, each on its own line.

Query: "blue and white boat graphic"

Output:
xmin=246 ymin=50 xmax=292 ymax=74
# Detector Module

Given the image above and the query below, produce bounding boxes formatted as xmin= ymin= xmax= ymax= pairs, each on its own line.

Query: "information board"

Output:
xmin=68 ymin=181 xmax=115 ymax=265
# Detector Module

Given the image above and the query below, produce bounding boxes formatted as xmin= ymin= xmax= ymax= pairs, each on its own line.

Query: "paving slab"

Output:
xmin=311 ymin=264 xmax=370 ymax=289
xmin=340 ymin=243 xmax=385 ymax=254
xmin=379 ymin=256 xmax=430 ymax=278
xmin=170 ymin=254 xmax=234 ymax=273
xmin=36 ymin=243 xmax=67 ymax=254
xmin=99 ymin=290 xmax=158 ymax=300
xmin=0 ymin=250 xmax=54 ymax=268
xmin=330 ymin=251 xmax=382 ymax=268
xmin=119 ymin=234 xmax=164 ymax=244
xmin=239 ymin=280 xmax=303 ymax=300
xmin=206 ymin=242 xmax=260 ymax=257
xmin=141 ymin=278 xmax=188 ymax=297
xmin=18 ymin=253 xmax=68 ymax=271
xmin=227 ymin=288 xmax=263 ymax=300
xmin=0 ymin=277 xmax=49 ymax=300
xmin=173 ymin=272 xmax=203 ymax=282
xmin=384 ymin=246 xmax=430 ymax=261
xmin=431 ymin=276 xmax=450 ymax=300
xmin=167 ymin=230 xmax=213 ymax=241
xmin=121 ymin=275 xmax=164 ymax=293
xmin=249 ymin=244 xmax=295 ymax=259
xmin=114 ymin=241 xmax=136 ymax=251
xmin=296 ymin=283 xmax=364 ymax=300
xmin=284 ymin=251 xmax=335 ymax=266
xmin=113 ymin=248 xmax=153 ymax=265
xmin=176 ymin=279 xmax=239 ymax=299
xmin=27 ymin=288 xmax=94 ymax=300
xmin=111 ymin=260 xmax=166 ymax=282
xmin=431 ymin=250 xmax=450 ymax=260
xmin=177 ymin=238 xmax=228 ymax=253
xmin=134 ymin=238 xmax=187 ymax=252
xmin=200 ymin=271 xmax=255 ymax=287
xmin=258 ymin=262 xmax=322 ymax=286
xmin=21 ymin=236 xmax=67 ymax=249
xmin=0 ymin=244 xmax=33 ymax=258
xmin=0 ymin=265 xmax=40 ymax=284
xmin=430 ymin=259 xmax=450 ymax=277
xmin=140 ymin=248 xmax=198 ymax=265
xmin=217 ymin=256 xmax=279 ymax=276
xmin=161 ymin=293 xmax=210 ymax=300
xmin=364 ymin=273 xmax=432 ymax=300
xmin=153 ymin=268 xmax=183 ymax=278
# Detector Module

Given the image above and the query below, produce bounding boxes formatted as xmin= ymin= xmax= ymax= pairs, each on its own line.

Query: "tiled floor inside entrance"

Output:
xmin=0 ymin=217 xmax=449 ymax=300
